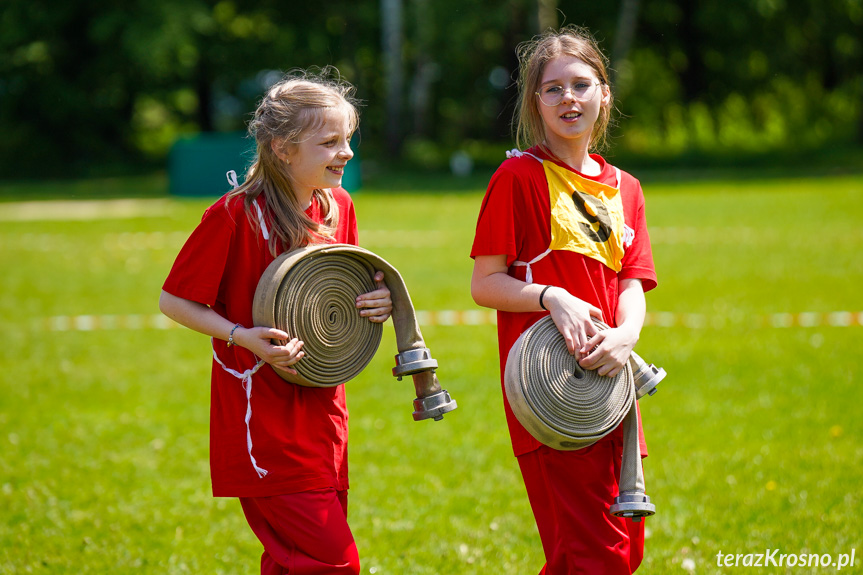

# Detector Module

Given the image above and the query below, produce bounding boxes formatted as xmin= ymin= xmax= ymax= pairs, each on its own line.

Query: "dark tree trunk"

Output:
xmin=678 ymin=0 xmax=704 ymax=103
xmin=196 ymin=56 xmax=214 ymax=133
xmin=537 ymin=0 xmax=557 ymax=32
xmin=496 ymin=0 xmax=529 ymax=141
xmin=611 ymin=0 xmax=641 ymax=88
xmin=381 ymin=0 xmax=404 ymax=155
xmin=409 ymin=0 xmax=433 ymax=138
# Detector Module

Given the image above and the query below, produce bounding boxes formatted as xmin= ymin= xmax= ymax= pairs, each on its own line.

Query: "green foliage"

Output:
xmin=612 ymin=0 xmax=863 ymax=159
xmin=1 ymin=172 xmax=862 ymax=572
xmin=2 ymin=0 xmax=861 ymax=178
xmin=0 ymin=0 xmax=382 ymax=175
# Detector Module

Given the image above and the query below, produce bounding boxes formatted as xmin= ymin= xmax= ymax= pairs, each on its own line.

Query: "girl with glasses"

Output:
xmin=470 ymin=26 xmax=658 ymax=574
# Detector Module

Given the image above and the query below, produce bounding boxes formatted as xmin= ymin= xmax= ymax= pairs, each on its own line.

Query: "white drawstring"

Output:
xmin=623 ymin=225 xmax=635 ymax=248
xmin=252 ymin=201 xmax=270 ymax=241
xmin=226 ymin=169 xmax=270 ymax=241
xmin=220 ymin=170 xmax=269 ymax=477
xmin=212 ymin=342 xmax=268 ymax=478
xmin=506 ymin=149 xmax=543 ymax=163
xmin=507 ymin=150 xmax=548 ymax=284
xmin=512 ymin=248 xmax=552 ymax=284
xmin=226 ymin=170 xmax=240 ymax=189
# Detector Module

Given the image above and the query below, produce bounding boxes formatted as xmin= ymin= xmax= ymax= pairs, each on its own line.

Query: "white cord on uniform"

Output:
xmin=226 ymin=170 xmax=240 ymax=189
xmin=252 ymin=201 xmax=270 ymax=241
xmin=512 ymin=248 xmax=552 ymax=284
xmin=226 ymin=169 xmax=270 ymax=241
xmin=212 ymin=342 xmax=268 ymax=478
xmin=218 ymin=170 xmax=270 ymax=478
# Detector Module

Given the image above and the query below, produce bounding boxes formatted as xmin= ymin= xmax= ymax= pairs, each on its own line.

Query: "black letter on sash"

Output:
xmin=571 ymin=191 xmax=613 ymax=243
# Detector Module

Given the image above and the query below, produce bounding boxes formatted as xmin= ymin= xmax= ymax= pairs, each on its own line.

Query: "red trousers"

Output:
xmin=517 ymin=435 xmax=645 ymax=575
xmin=240 ymin=489 xmax=360 ymax=575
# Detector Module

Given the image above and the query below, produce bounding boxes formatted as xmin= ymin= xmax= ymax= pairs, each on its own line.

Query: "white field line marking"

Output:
xmin=8 ymin=225 xmax=860 ymax=251
xmin=648 ymin=226 xmax=863 ymax=244
xmin=359 ymin=230 xmax=449 ymax=247
xmin=2 ymin=229 xmax=446 ymax=250
xmin=0 ymin=199 xmax=173 ymax=221
xmin=2 ymin=231 xmax=192 ymax=251
xmin=34 ymin=311 xmax=863 ymax=331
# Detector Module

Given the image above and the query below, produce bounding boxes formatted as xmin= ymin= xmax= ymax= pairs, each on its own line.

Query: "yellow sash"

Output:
xmin=544 ymin=159 xmax=626 ymax=272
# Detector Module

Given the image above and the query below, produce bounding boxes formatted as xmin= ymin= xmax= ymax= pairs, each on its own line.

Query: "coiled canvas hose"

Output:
xmin=253 ymin=243 xmax=457 ymax=421
xmin=505 ymin=316 xmax=660 ymax=520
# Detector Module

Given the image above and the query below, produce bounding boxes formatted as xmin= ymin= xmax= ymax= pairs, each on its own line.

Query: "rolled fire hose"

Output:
xmin=252 ymin=243 xmax=457 ymax=421
xmin=504 ymin=316 xmax=666 ymax=520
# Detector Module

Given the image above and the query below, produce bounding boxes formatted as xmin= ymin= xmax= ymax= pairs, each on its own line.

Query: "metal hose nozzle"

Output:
xmin=253 ymin=244 xmax=457 ymax=420
xmin=505 ymin=316 xmax=664 ymax=518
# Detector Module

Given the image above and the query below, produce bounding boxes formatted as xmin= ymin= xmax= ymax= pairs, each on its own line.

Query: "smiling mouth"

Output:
xmin=561 ymin=111 xmax=582 ymax=121
xmin=327 ymin=166 xmax=345 ymax=175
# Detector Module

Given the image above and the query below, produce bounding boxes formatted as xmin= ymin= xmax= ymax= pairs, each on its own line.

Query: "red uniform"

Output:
xmin=471 ymin=147 xmax=657 ymax=574
xmin=163 ymin=188 xmax=361 ymax=574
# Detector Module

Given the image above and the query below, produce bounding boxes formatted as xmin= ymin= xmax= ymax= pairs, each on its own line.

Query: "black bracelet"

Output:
xmin=539 ymin=285 xmax=552 ymax=311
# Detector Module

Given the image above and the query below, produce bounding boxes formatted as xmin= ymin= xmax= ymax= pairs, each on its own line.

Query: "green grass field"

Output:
xmin=1 ymin=170 xmax=861 ymax=574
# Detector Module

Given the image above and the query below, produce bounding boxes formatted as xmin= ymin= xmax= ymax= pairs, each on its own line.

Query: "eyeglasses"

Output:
xmin=535 ymin=81 xmax=602 ymax=106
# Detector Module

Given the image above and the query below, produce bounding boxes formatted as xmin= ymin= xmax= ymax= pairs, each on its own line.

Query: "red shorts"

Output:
xmin=240 ymin=488 xmax=360 ymax=575
xmin=517 ymin=434 xmax=645 ymax=575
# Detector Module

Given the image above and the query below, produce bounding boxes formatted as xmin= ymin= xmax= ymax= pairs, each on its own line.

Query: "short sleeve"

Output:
xmin=342 ymin=193 xmax=359 ymax=246
xmin=470 ymin=167 xmax=520 ymax=267
xmin=162 ymin=202 xmax=236 ymax=306
xmin=619 ymin=179 xmax=658 ymax=292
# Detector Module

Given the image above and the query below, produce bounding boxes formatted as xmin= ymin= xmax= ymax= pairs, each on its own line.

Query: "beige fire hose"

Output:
xmin=504 ymin=316 xmax=665 ymax=520
xmin=252 ymin=243 xmax=457 ymax=421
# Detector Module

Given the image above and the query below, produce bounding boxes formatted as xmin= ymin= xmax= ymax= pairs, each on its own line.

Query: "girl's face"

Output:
xmin=284 ymin=108 xmax=354 ymax=197
xmin=535 ymin=55 xmax=609 ymax=151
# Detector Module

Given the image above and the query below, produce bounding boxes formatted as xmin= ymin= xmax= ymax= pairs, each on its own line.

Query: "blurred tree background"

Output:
xmin=1 ymin=0 xmax=861 ymax=178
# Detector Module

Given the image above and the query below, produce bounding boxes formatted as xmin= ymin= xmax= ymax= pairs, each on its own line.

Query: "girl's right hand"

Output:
xmin=543 ymin=286 xmax=604 ymax=358
xmin=233 ymin=327 xmax=305 ymax=374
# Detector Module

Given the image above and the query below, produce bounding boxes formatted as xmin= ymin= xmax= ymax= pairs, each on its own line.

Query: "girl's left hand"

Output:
xmin=356 ymin=271 xmax=392 ymax=323
xmin=577 ymin=325 xmax=638 ymax=377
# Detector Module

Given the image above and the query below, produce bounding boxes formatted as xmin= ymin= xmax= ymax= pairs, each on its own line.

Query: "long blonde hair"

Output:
xmin=514 ymin=26 xmax=613 ymax=154
xmin=229 ymin=68 xmax=359 ymax=255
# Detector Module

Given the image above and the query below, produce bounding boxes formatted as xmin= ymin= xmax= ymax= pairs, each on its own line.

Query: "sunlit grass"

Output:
xmin=0 ymin=172 xmax=861 ymax=573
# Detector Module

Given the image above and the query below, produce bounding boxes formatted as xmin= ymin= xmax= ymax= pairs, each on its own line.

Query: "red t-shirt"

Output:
xmin=471 ymin=147 xmax=657 ymax=457
xmin=163 ymin=188 xmax=358 ymax=497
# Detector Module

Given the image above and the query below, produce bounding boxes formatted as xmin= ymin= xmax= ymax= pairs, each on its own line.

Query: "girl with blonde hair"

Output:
xmin=160 ymin=69 xmax=391 ymax=575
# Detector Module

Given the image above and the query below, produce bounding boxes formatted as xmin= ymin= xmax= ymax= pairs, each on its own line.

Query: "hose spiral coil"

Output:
xmin=253 ymin=243 xmax=457 ymax=420
xmin=505 ymin=315 xmax=658 ymax=519
xmin=256 ymin=246 xmax=382 ymax=386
